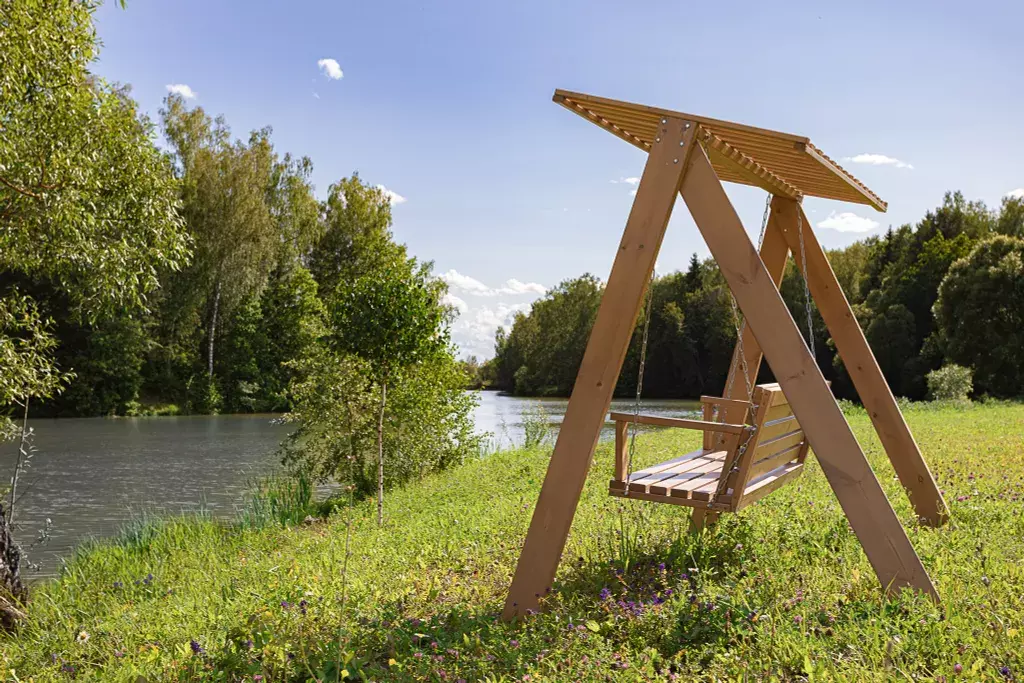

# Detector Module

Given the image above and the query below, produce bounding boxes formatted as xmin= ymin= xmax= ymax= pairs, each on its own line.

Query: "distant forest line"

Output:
xmin=465 ymin=192 xmax=1024 ymax=401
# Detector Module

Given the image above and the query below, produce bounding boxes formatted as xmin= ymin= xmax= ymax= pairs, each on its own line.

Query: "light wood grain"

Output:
xmin=680 ymin=143 xmax=938 ymax=601
xmin=771 ymin=198 xmax=949 ymax=527
xmin=502 ymin=117 xmax=697 ymax=621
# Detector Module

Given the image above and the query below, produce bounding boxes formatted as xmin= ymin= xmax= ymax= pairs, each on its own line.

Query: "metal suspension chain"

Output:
xmin=624 ymin=268 xmax=656 ymax=495
xmin=723 ymin=192 xmax=773 ymax=409
xmin=795 ymin=200 xmax=816 ymax=359
xmin=712 ymin=193 xmax=772 ymax=500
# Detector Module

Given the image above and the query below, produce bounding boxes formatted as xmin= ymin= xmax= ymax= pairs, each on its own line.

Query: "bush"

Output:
xmin=926 ymin=364 xmax=973 ymax=401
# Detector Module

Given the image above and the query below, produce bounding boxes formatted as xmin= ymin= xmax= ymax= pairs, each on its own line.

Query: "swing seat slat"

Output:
xmin=609 ymin=383 xmax=813 ymax=513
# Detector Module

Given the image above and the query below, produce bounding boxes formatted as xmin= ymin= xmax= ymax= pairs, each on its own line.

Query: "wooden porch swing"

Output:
xmin=609 ymin=383 xmax=811 ymax=515
xmin=501 ymin=90 xmax=951 ymax=621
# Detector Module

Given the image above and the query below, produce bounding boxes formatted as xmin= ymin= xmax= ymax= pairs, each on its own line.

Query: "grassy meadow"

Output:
xmin=2 ymin=402 xmax=1023 ymax=682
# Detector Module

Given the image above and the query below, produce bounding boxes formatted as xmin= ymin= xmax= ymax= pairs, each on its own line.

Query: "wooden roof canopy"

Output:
xmin=554 ymin=89 xmax=887 ymax=212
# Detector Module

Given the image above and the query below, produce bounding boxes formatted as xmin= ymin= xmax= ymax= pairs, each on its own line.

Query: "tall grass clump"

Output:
xmin=240 ymin=471 xmax=317 ymax=529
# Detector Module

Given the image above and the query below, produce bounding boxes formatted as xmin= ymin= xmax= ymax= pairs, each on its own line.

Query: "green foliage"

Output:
xmin=284 ymin=259 xmax=480 ymax=496
xmin=494 ymin=274 xmax=604 ymax=395
xmin=926 ymin=364 xmax=973 ymax=402
xmin=0 ymin=0 xmax=190 ymax=317
xmin=520 ymin=403 xmax=552 ymax=449
xmin=219 ymin=266 xmax=326 ymax=412
xmin=308 ymin=175 xmax=407 ymax=296
xmin=934 ymin=235 xmax=1024 ymax=397
xmin=3 ymin=404 xmax=1024 ymax=680
xmin=329 ymin=262 xmax=447 ymax=379
xmin=494 ymin=191 xmax=1023 ymax=404
xmin=0 ymin=293 xmax=73 ymax=434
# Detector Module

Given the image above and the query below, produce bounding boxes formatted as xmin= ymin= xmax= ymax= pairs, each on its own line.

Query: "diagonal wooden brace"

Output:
xmin=770 ymin=197 xmax=949 ymax=526
xmin=680 ymin=142 xmax=938 ymax=601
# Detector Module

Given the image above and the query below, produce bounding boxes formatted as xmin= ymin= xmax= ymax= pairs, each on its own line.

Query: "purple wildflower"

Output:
xmin=280 ymin=600 xmax=291 ymax=609
xmin=299 ymin=599 xmax=308 ymax=615
xmin=599 ymin=587 xmax=611 ymax=600
xmin=190 ymin=639 xmax=205 ymax=655
xmin=244 ymin=639 xmax=254 ymax=650
xmin=1000 ymin=666 xmax=1011 ymax=678
xmin=510 ymin=639 xmax=520 ymax=648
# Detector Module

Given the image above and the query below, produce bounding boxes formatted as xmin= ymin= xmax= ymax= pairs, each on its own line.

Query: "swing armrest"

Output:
xmin=608 ymin=412 xmax=746 ymax=435
xmin=699 ymin=396 xmax=752 ymax=412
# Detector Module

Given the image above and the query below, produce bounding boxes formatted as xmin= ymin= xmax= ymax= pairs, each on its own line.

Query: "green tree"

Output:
xmin=934 ymin=236 xmax=1024 ymax=397
xmin=329 ymin=262 xmax=450 ymax=525
xmin=1 ymin=1 xmax=189 ymax=319
xmin=308 ymin=176 xmax=407 ymax=295
xmin=1 ymin=0 xmax=188 ymax=621
xmin=161 ymin=99 xmax=287 ymax=412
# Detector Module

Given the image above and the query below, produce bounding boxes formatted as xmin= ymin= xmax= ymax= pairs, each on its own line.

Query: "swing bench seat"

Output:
xmin=608 ymin=383 xmax=810 ymax=513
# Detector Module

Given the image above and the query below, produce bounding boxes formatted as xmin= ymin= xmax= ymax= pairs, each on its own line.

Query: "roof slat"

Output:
xmin=554 ymin=89 xmax=886 ymax=212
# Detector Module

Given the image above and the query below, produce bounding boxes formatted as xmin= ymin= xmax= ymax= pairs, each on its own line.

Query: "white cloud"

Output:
xmin=375 ymin=184 xmax=406 ymax=205
xmin=503 ymin=278 xmax=547 ymax=295
xmin=440 ymin=269 xmax=492 ymax=295
xmin=441 ymin=293 xmax=468 ymax=314
xmin=817 ymin=211 xmax=880 ymax=233
xmin=611 ymin=176 xmax=641 ymax=185
xmin=1005 ymin=188 xmax=1024 ymax=200
xmin=449 ymin=301 xmax=533 ymax=359
xmin=630 ymin=189 xmax=637 ymax=197
xmin=165 ymin=84 xmax=197 ymax=99
xmin=312 ymin=91 xmax=320 ymax=100
xmin=317 ymin=58 xmax=344 ymax=80
xmin=440 ymin=269 xmax=547 ymax=298
xmin=844 ymin=153 xmax=913 ymax=169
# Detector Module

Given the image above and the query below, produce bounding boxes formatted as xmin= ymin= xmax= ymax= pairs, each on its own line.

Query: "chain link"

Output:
xmin=624 ymin=268 xmax=656 ymax=495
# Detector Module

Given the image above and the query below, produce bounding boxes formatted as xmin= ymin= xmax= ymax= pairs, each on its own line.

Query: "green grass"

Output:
xmin=3 ymin=403 xmax=1024 ymax=681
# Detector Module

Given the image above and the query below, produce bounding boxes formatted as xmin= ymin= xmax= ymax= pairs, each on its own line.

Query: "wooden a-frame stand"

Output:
xmin=502 ymin=91 xmax=947 ymax=620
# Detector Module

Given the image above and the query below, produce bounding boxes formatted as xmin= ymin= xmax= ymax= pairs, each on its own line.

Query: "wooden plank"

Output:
xmin=614 ymin=420 xmax=629 ymax=482
xmin=803 ymin=145 xmax=887 ymax=211
xmin=609 ymin=412 xmax=745 ymax=434
xmin=610 ymin=487 xmax=733 ymax=512
xmin=701 ymin=129 xmax=803 ymax=200
xmin=764 ymin=402 xmax=796 ymax=423
xmin=748 ymin=443 xmax=804 ymax=480
xmin=555 ymin=89 xmax=810 ymax=144
xmin=752 ymin=430 xmax=805 ymax=460
xmin=502 ymin=117 xmax=698 ymax=621
xmin=628 ymin=452 xmax=724 ymax=493
xmin=721 ymin=385 xmax=775 ymax=509
xmin=758 ymin=414 xmax=799 ymax=442
xmin=737 ymin=462 xmax=805 ymax=509
xmin=771 ymin=198 xmax=949 ymax=527
xmin=680 ymin=144 xmax=938 ymax=602
xmin=620 ymin=448 xmax=708 ymax=481
xmin=719 ymin=216 xmax=790 ymax=416
xmin=647 ymin=455 xmax=727 ymax=495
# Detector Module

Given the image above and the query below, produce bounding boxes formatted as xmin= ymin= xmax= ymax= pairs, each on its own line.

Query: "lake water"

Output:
xmin=7 ymin=391 xmax=699 ymax=576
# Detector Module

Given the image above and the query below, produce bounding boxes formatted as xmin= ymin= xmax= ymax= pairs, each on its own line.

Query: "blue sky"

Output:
xmin=93 ymin=0 xmax=1024 ymax=359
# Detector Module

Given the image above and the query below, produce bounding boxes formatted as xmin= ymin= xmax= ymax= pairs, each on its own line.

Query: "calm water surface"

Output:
xmin=9 ymin=392 xmax=699 ymax=576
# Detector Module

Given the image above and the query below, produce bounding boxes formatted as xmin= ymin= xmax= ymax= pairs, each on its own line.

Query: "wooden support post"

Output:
xmin=614 ymin=420 xmax=629 ymax=482
xmin=502 ymin=117 xmax=697 ymax=620
xmin=679 ymin=140 xmax=937 ymax=601
xmin=770 ymin=198 xmax=949 ymax=526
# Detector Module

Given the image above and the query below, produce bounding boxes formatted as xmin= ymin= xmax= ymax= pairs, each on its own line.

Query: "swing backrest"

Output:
xmin=724 ymin=383 xmax=811 ymax=509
